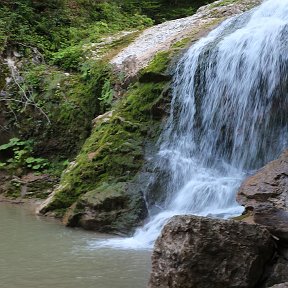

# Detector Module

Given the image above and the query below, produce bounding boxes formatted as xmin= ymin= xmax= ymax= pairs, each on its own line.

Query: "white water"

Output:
xmin=94 ymin=0 xmax=288 ymax=250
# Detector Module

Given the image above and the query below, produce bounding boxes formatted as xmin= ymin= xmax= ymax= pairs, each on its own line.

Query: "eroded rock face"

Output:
xmin=237 ymin=150 xmax=288 ymax=240
xmin=149 ymin=215 xmax=274 ymax=288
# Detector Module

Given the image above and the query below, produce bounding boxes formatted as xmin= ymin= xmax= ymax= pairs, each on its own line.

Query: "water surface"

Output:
xmin=0 ymin=203 xmax=151 ymax=288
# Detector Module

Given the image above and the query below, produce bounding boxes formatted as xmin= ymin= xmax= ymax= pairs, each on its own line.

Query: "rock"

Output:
xmin=265 ymin=257 xmax=288 ymax=287
xmin=0 ymin=170 xmax=11 ymax=194
xmin=237 ymin=150 xmax=288 ymax=210
xmin=92 ymin=110 xmax=115 ymax=127
xmin=139 ymin=72 xmax=172 ymax=83
xmin=269 ymin=283 xmax=288 ymax=288
xmin=254 ymin=208 xmax=288 ymax=241
xmin=149 ymin=215 xmax=274 ymax=288
xmin=237 ymin=150 xmax=288 ymax=240
xmin=111 ymin=0 xmax=262 ymax=80
xmin=64 ymin=182 xmax=148 ymax=235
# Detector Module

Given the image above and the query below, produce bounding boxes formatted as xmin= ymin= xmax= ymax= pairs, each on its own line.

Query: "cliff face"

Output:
xmin=0 ymin=0 xmax=262 ymax=234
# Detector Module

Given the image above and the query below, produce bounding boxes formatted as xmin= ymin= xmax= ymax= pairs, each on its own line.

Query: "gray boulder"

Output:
xmin=149 ymin=215 xmax=274 ymax=288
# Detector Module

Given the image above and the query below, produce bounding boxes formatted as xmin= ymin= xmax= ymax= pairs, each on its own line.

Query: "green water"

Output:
xmin=0 ymin=203 xmax=151 ymax=288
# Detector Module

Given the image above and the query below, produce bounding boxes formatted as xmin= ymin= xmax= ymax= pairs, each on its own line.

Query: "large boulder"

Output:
xmin=237 ymin=150 xmax=288 ymax=240
xmin=149 ymin=215 xmax=274 ymax=288
xmin=63 ymin=182 xmax=147 ymax=235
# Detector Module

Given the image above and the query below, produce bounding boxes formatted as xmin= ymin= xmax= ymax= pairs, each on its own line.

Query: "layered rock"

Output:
xmin=149 ymin=215 xmax=274 ymax=288
xmin=237 ymin=150 xmax=288 ymax=240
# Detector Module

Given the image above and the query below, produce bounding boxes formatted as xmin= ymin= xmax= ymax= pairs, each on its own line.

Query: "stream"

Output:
xmin=0 ymin=202 xmax=151 ymax=288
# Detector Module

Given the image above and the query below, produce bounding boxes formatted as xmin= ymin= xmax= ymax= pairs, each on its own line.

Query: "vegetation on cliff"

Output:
xmin=0 ymin=0 xmax=213 ymax=160
xmin=39 ymin=52 xmax=174 ymax=233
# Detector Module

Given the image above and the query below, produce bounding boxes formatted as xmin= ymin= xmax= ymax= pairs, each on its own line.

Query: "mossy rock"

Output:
xmin=65 ymin=182 xmax=148 ymax=235
xmin=40 ymin=81 xmax=168 ymax=208
xmin=4 ymin=174 xmax=58 ymax=199
xmin=39 ymin=68 xmax=172 ymax=233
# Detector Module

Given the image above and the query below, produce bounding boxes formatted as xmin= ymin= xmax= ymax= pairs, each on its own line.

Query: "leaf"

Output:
xmin=0 ymin=162 xmax=6 ymax=168
xmin=0 ymin=138 xmax=19 ymax=150
xmin=32 ymin=165 xmax=41 ymax=170
xmin=26 ymin=157 xmax=36 ymax=164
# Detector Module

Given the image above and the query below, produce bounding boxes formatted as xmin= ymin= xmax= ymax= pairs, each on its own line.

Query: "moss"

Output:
xmin=232 ymin=211 xmax=253 ymax=221
xmin=171 ymin=37 xmax=192 ymax=49
xmin=43 ymin=78 xmax=169 ymax=215
xmin=142 ymin=51 xmax=171 ymax=75
xmin=209 ymin=0 xmax=259 ymax=9
xmin=209 ymin=0 xmax=240 ymax=8
xmin=41 ymin=25 xmax=188 ymax=222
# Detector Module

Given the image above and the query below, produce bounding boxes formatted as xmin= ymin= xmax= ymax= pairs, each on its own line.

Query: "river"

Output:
xmin=0 ymin=202 xmax=151 ymax=288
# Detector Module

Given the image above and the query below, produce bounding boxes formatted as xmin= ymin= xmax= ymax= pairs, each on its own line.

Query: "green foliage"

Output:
xmin=116 ymin=0 xmax=214 ymax=23
xmin=99 ymin=79 xmax=114 ymax=109
xmin=25 ymin=157 xmax=49 ymax=170
xmin=51 ymin=45 xmax=84 ymax=71
xmin=0 ymin=0 xmax=153 ymax=66
xmin=0 ymin=138 xmax=49 ymax=172
xmin=44 ymin=75 xmax=169 ymax=212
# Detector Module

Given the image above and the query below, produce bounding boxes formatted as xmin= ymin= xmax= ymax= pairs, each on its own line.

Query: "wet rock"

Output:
xmin=64 ymin=182 xmax=147 ymax=235
xmin=237 ymin=150 xmax=288 ymax=210
xmin=149 ymin=215 xmax=274 ymax=288
xmin=237 ymin=150 xmax=288 ymax=240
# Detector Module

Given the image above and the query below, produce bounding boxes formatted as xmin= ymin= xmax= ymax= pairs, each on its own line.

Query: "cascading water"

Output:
xmin=92 ymin=0 xmax=288 ymax=250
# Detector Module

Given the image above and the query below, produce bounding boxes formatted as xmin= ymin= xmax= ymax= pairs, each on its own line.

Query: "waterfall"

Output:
xmin=93 ymin=0 xmax=288 ymax=250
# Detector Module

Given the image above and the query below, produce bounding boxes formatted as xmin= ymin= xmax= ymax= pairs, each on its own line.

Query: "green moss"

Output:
xmin=41 ymin=25 xmax=186 ymax=217
xmin=209 ymin=0 xmax=259 ymax=9
xmin=43 ymin=78 xmax=168 ymax=212
xmin=172 ymin=37 xmax=192 ymax=49
xmin=142 ymin=51 xmax=171 ymax=75
xmin=209 ymin=0 xmax=239 ymax=8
